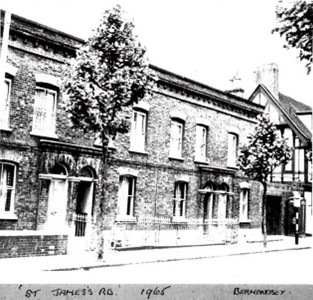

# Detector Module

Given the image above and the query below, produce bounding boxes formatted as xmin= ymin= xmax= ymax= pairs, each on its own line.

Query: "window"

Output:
xmin=240 ymin=188 xmax=249 ymax=221
xmin=170 ymin=119 xmax=184 ymax=158
xmin=130 ymin=110 xmax=147 ymax=152
xmin=227 ymin=133 xmax=238 ymax=167
xmin=32 ymin=87 xmax=57 ymax=136
xmin=0 ymin=162 xmax=16 ymax=216
xmin=0 ymin=78 xmax=11 ymax=128
xmin=195 ymin=125 xmax=207 ymax=161
xmin=283 ymin=128 xmax=293 ymax=172
xmin=173 ymin=181 xmax=187 ymax=219
xmin=118 ymin=176 xmax=136 ymax=219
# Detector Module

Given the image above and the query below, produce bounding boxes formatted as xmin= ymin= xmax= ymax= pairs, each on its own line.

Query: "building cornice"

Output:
xmin=39 ymin=139 xmax=102 ymax=156
xmin=150 ymin=65 xmax=264 ymax=118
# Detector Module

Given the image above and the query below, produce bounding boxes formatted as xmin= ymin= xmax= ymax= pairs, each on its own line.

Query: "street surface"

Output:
xmin=4 ymin=248 xmax=313 ymax=284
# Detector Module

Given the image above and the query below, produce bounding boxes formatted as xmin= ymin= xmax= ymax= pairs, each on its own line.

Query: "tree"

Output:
xmin=272 ymin=0 xmax=313 ymax=73
xmin=238 ymin=114 xmax=291 ymax=248
xmin=63 ymin=5 xmax=156 ymax=259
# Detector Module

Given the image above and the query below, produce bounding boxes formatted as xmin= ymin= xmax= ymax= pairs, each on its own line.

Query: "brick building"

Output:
xmin=0 ymin=11 xmax=265 ymax=258
xmin=250 ymin=63 xmax=312 ymax=236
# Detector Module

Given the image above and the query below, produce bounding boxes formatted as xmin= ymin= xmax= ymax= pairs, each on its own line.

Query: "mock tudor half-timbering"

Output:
xmin=0 ymin=10 xmax=269 ymax=258
xmin=250 ymin=63 xmax=312 ymax=236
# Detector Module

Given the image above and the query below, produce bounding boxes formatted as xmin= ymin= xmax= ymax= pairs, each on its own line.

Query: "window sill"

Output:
xmin=169 ymin=156 xmax=184 ymax=162
xmin=128 ymin=148 xmax=148 ymax=155
xmin=0 ymin=213 xmax=18 ymax=220
xmin=115 ymin=216 xmax=137 ymax=223
xmin=0 ymin=126 xmax=13 ymax=132
xmin=30 ymin=131 xmax=59 ymax=139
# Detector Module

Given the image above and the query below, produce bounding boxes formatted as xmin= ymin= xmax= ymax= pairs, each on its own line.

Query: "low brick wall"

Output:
xmin=0 ymin=232 xmax=68 ymax=259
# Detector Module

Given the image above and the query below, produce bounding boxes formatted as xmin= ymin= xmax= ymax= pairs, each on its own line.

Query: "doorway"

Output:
xmin=266 ymin=196 xmax=282 ymax=235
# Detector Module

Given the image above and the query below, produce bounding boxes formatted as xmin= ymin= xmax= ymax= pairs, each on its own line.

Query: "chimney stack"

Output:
xmin=254 ymin=63 xmax=279 ymax=99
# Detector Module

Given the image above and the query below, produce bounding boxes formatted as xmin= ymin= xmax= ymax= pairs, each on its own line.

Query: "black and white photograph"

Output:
xmin=0 ymin=0 xmax=312 ymax=298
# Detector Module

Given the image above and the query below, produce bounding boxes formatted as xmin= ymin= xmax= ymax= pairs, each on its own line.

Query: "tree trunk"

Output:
xmin=97 ymin=133 xmax=109 ymax=260
xmin=261 ymin=181 xmax=268 ymax=248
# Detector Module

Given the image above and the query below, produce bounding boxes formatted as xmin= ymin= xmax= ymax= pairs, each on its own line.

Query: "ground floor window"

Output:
xmin=240 ymin=188 xmax=249 ymax=221
xmin=118 ymin=176 xmax=136 ymax=218
xmin=173 ymin=181 xmax=187 ymax=218
xmin=0 ymin=162 xmax=16 ymax=214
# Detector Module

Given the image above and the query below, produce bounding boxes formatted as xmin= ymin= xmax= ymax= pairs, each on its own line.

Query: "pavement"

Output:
xmin=0 ymin=235 xmax=311 ymax=273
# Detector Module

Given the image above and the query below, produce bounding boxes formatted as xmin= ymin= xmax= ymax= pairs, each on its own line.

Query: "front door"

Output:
xmin=47 ymin=179 xmax=67 ymax=230
xmin=266 ymin=196 xmax=281 ymax=235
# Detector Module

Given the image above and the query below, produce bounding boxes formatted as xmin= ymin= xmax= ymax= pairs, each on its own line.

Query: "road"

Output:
xmin=8 ymin=248 xmax=313 ymax=284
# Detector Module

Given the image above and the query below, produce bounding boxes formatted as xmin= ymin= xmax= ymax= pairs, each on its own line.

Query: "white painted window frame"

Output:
xmin=129 ymin=109 xmax=147 ymax=153
xmin=195 ymin=124 xmax=207 ymax=162
xmin=0 ymin=162 xmax=17 ymax=219
xmin=117 ymin=176 xmax=136 ymax=221
xmin=173 ymin=181 xmax=187 ymax=220
xmin=0 ymin=78 xmax=12 ymax=130
xmin=31 ymin=86 xmax=57 ymax=138
xmin=169 ymin=119 xmax=184 ymax=159
xmin=227 ymin=132 xmax=238 ymax=167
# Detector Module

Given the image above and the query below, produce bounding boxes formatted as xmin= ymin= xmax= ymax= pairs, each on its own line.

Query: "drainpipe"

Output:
xmin=0 ymin=10 xmax=11 ymax=143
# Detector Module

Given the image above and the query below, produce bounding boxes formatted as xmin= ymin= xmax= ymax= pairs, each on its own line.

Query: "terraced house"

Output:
xmin=1 ymin=10 xmax=268 ymax=258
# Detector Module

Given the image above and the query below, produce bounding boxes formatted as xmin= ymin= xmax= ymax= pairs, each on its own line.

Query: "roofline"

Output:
xmin=253 ymin=84 xmax=311 ymax=141
xmin=1 ymin=9 xmax=85 ymax=44
xmin=150 ymin=64 xmax=264 ymax=112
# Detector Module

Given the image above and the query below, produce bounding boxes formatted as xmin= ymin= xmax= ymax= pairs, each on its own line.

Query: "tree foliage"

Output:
xmin=272 ymin=0 xmax=313 ymax=73
xmin=238 ymin=114 xmax=291 ymax=248
xmin=238 ymin=114 xmax=292 ymax=183
xmin=62 ymin=4 xmax=156 ymax=259
xmin=63 ymin=4 xmax=156 ymax=141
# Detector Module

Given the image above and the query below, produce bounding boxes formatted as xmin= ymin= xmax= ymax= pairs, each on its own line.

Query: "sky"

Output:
xmin=1 ymin=0 xmax=312 ymax=107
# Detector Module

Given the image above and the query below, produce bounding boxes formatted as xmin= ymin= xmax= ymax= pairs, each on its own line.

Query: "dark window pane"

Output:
xmin=5 ymin=165 xmax=14 ymax=186
xmin=5 ymin=190 xmax=12 ymax=211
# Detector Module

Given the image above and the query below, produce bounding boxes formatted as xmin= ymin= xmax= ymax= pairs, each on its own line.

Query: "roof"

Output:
xmin=249 ymin=84 xmax=312 ymax=142
xmin=278 ymin=92 xmax=312 ymax=140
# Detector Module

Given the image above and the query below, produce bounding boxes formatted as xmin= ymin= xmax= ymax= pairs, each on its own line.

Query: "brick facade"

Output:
xmin=0 ymin=11 xmax=266 ymax=257
xmin=0 ymin=233 xmax=67 ymax=258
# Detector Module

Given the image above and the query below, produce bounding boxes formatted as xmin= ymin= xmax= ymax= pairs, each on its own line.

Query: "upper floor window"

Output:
xmin=227 ymin=133 xmax=238 ymax=167
xmin=32 ymin=86 xmax=57 ymax=136
xmin=173 ymin=181 xmax=187 ymax=219
xmin=195 ymin=125 xmax=207 ymax=162
xmin=0 ymin=78 xmax=12 ymax=128
xmin=117 ymin=176 xmax=136 ymax=220
xmin=130 ymin=110 xmax=147 ymax=153
xmin=170 ymin=119 xmax=184 ymax=159
xmin=283 ymin=128 xmax=293 ymax=172
xmin=0 ymin=162 xmax=16 ymax=216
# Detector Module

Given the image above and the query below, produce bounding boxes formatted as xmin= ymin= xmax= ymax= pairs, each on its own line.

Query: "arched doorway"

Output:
xmin=74 ymin=166 xmax=96 ymax=237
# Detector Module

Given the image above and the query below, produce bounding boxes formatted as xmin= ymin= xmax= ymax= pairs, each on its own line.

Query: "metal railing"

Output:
xmin=74 ymin=213 xmax=88 ymax=237
xmin=108 ymin=216 xmax=239 ymax=248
